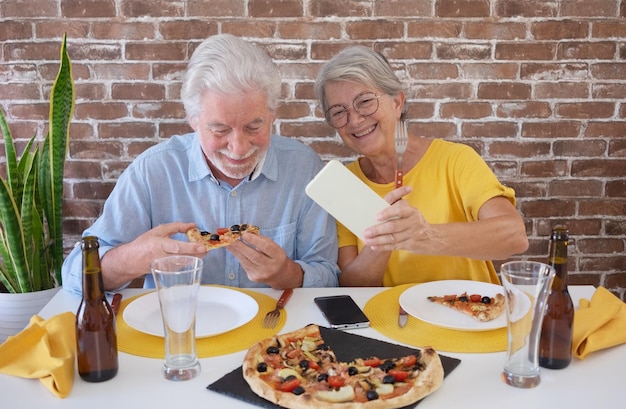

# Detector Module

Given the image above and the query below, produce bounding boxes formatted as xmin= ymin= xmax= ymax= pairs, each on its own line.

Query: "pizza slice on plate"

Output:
xmin=427 ymin=292 xmax=505 ymax=322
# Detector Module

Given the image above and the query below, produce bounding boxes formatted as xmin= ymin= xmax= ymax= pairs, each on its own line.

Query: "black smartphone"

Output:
xmin=314 ymin=295 xmax=370 ymax=330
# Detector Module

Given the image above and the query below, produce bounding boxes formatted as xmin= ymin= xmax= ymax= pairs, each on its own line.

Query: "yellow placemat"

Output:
xmin=364 ymin=284 xmax=506 ymax=353
xmin=116 ymin=286 xmax=285 ymax=358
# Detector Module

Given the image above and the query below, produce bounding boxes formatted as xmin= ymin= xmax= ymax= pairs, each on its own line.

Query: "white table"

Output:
xmin=1 ymin=286 xmax=621 ymax=407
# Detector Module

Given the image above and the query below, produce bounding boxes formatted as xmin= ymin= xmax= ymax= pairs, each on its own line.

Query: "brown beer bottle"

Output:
xmin=75 ymin=236 xmax=119 ymax=382
xmin=539 ymin=227 xmax=574 ymax=369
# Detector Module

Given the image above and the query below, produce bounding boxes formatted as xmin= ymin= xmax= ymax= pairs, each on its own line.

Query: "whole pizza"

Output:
xmin=242 ymin=324 xmax=444 ymax=408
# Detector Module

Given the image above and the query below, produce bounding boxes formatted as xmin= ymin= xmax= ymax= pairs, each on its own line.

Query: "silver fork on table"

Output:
xmin=394 ymin=119 xmax=408 ymax=188
xmin=262 ymin=288 xmax=293 ymax=329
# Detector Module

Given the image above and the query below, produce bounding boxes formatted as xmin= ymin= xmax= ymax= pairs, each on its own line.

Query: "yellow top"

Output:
xmin=337 ymin=139 xmax=517 ymax=286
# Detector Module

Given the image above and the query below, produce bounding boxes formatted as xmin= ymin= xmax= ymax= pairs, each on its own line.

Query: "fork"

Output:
xmin=262 ymin=288 xmax=293 ymax=328
xmin=394 ymin=119 xmax=408 ymax=188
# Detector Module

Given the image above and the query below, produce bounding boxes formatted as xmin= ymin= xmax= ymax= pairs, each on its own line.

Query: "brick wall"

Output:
xmin=1 ymin=0 xmax=625 ymax=299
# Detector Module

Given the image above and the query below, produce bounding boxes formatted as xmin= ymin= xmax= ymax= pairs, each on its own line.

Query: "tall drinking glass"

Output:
xmin=500 ymin=261 xmax=555 ymax=388
xmin=151 ymin=255 xmax=203 ymax=381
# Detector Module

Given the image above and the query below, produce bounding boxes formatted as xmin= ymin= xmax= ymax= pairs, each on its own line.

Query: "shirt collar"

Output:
xmin=187 ymin=134 xmax=278 ymax=184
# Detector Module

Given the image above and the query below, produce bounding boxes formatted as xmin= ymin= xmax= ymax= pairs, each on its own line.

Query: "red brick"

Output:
xmin=111 ymin=83 xmax=166 ymax=100
xmin=278 ymin=22 xmax=341 ymax=40
xmin=496 ymin=0 xmax=558 ymax=18
xmin=74 ymin=103 xmax=129 ymax=120
xmin=561 ymin=0 xmax=618 ymax=17
xmin=132 ymin=102 xmax=185 ymax=119
xmin=549 ymin=179 xmax=604 ymax=197
xmin=593 ymin=83 xmax=626 ymax=99
xmin=376 ymin=0 xmax=431 ymax=16
xmin=61 ymin=0 xmax=116 ymax=18
xmin=585 ymin=122 xmax=626 ymax=138
xmin=69 ymin=141 xmax=123 ymax=160
xmin=0 ymin=83 xmax=41 ymax=100
xmin=373 ymin=42 xmax=432 ymax=60
xmin=496 ymin=102 xmax=551 ymax=118
xmin=521 ymin=63 xmax=588 ymax=80
xmin=477 ymin=83 xmax=531 ymax=100
xmin=412 ymin=122 xmax=457 ymax=139
xmin=249 ymin=0 xmax=304 ymax=17
xmin=408 ymin=21 xmax=462 ymax=38
xmin=440 ymin=102 xmax=492 ymax=119
xmin=120 ymin=0 xmax=184 ymax=17
xmin=531 ymin=20 xmax=588 ymax=40
xmin=558 ymin=42 xmax=616 ymax=60
xmin=578 ymin=199 xmax=626 ymax=216
xmin=0 ymin=21 xmax=33 ymax=40
xmin=553 ymin=139 xmax=607 ymax=157
xmin=411 ymin=83 xmax=472 ymax=99
xmin=465 ymin=22 xmax=527 ymax=40
xmin=188 ymin=0 xmax=245 ymax=16
xmin=437 ymin=43 xmax=491 ymax=60
xmin=346 ymin=21 xmax=403 ymax=40
xmin=535 ymin=82 xmax=589 ymax=99
xmin=521 ymin=160 xmax=570 ymax=178
xmin=159 ymin=21 xmax=217 ymax=40
xmin=462 ymin=63 xmax=518 ymax=80
xmin=591 ymin=63 xmax=626 ymax=80
xmin=521 ymin=199 xmax=577 ymax=218
xmin=125 ymin=43 xmax=186 ymax=61
xmin=1 ymin=0 xmax=58 ymax=17
xmin=488 ymin=141 xmax=551 ymax=158
xmin=593 ymin=22 xmax=626 ymax=38
xmin=97 ymin=122 xmax=157 ymax=139
xmin=606 ymin=180 xmax=626 ymax=198
xmin=461 ymin=121 xmax=518 ymax=138
xmin=308 ymin=0 xmax=372 ymax=17
xmin=521 ymin=121 xmax=581 ymax=138
xmin=72 ymin=181 xmax=116 ymax=200
xmin=496 ymin=43 xmax=556 ymax=60
xmin=222 ymin=21 xmax=276 ymax=38
xmin=408 ymin=63 xmax=459 ymax=80
xmin=572 ymin=159 xmax=626 ymax=177
xmin=556 ymin=102 xmax=615 ymax=119
xmin=436 ymin=0 xmax=490 ymax=17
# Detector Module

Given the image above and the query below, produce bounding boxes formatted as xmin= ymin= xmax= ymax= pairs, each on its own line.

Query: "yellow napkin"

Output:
xmin=0 ymin=312 xmax=76 ymax=398
xmin=573 ymin=286 xmax=626 ymax=359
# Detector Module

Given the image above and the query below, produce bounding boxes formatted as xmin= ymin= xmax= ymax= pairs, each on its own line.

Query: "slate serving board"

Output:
xmin=207 ymin=325 xmax=461 ymax=408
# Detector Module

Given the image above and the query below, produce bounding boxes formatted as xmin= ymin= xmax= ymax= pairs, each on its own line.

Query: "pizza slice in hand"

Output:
xmin=186 ymin=224 xmax=260 ymax=251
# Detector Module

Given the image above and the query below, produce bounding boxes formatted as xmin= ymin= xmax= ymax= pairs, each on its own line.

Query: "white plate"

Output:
xmin=123 ymin=286 xmax=258 ymax=338
xmin=399 ymin=280 xmax=517 ymax=331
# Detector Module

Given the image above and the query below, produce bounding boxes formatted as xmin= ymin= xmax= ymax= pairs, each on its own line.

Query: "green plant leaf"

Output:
xmin=40 ymin=34 xmax=74 ymax=286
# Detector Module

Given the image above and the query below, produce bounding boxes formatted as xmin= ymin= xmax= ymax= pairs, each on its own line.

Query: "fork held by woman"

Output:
xmin=394 ymin=119 xmax=408 ymax=188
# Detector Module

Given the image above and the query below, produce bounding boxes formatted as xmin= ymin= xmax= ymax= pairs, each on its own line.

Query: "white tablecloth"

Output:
xmin=0 ymin=285 xmax=621 ymax=407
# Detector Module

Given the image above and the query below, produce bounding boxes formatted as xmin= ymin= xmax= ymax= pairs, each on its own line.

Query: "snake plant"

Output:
xmin=0 ymin=35 xmax=74 ymax=293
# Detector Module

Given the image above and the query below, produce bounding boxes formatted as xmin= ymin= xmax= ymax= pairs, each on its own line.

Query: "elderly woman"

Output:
xmin=314 ymin=46 xmax=528 ymax=287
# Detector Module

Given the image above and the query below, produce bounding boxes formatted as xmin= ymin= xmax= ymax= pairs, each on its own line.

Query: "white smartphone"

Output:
xmin=314 ymin=295 xmax=370 ymax=330
xmin=305 ymin=160 xmax=389 ymax=241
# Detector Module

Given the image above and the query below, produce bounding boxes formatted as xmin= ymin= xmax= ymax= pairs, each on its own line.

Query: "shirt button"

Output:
xmin=230 ymin=191 xmax=237 ymax=197
xmin=228 ymin=272 xmax=235 ymax=280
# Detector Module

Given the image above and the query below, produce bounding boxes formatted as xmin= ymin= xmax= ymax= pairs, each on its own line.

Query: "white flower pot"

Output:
xmin=0 ymin=287 xmax=61 ymax=344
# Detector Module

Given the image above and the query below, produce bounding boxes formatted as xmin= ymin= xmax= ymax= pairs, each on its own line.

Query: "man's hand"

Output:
xmin=100 ymin=222 xmax=206 ymax=290
xmin=227 ymin=233 xmax=303 ymax=289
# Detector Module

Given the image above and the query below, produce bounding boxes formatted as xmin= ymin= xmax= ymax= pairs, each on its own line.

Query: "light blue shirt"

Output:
xmin=62 ymin=133 xmax=340 ymax=294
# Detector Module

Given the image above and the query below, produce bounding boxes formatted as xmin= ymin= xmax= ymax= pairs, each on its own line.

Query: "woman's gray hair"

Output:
xmin=314 ymin=46 xmax=406 ymax=116
xmin=181 ymin=34 xmax=282 ymax=121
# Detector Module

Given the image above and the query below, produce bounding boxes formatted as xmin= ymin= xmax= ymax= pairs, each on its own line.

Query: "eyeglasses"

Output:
xmin=324 ymin=91 xmax=382 ymax=129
